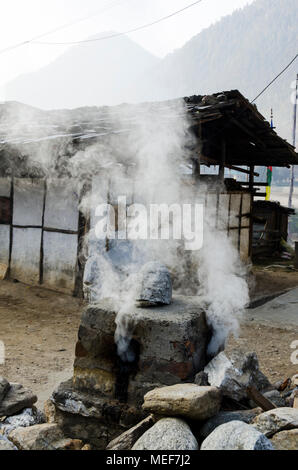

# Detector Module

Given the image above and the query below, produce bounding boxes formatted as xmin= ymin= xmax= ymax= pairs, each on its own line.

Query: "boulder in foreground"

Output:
xmin=201 ymin=420 xmax=274 ymax=450
xmin=9 ymin=423 xmax=84 ymax=451
xmin=107 ymin=415 xmax=156 ymax=450
xmin=132 ymin=417 xmax=198 ymax=450
xmin=271 ymin=429 xmax=298 ymax=450
xmin=204 ymin=350 xmax=271 ymax=401
xmin=0 ymin=407 xmax=45 ymax=436
xmin=0 ymin=383 xmax=37 ymax=417
xmin=252 ymin=407 xmax=298 ymax=437
xmin=142 ymin=384 xmax=221 ymax=421
xmin=200 ymin=408 xmax=262 ymax=439
xmin=0 ymin=377 xmax=10 ymax=402
xmin=0 ymin=435 xmax=17 ymax=450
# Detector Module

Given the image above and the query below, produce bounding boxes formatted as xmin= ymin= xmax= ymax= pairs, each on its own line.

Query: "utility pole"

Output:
xmin=288 ymin=74 xmax=298 ymax=209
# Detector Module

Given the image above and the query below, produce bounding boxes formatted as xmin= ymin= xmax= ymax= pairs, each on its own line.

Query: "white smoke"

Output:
xmin=1 ymin=99 xmax=250 ymax=359
xmin=198 ymin=226 xmax=249 ymax=356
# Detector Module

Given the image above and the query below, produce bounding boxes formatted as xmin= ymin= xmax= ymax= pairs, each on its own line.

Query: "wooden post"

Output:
xmin=218 ymin=138 xmax=226 ymax=181
xmin=193 ymin=153 xmax=201 ymax=181
xmin=248 ymin=165 xmax=254 ymax=258
xmin=295 ymin=241 xmax=298 ymax=269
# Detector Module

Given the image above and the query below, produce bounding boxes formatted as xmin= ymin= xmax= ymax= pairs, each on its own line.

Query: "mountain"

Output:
xmin=140 ymin=0 xmax=297 ymax=148
xmin=4 ymin=33 xmax=159 ymax=110
xmin=4 ymin=0 xmax=298 ymax=182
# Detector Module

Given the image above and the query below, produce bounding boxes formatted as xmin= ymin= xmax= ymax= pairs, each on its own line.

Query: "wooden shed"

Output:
xmin=0 ymin=92 xmax=297 ymax=295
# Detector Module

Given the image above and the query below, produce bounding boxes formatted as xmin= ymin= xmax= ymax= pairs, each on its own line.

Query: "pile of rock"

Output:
xmin=47 ymin=294 xmax=210 ymax=449
xmin=106 ymin=350 xmax=298 ymax=451
xmin=0 ymin=377 xmax=89 ymax=450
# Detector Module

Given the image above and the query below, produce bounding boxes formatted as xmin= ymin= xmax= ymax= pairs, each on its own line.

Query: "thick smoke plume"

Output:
xmin=1 ymin=99 xmax=250 ymax=358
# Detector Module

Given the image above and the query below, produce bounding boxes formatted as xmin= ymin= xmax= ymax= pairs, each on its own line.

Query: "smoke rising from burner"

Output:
xmin=1 ymin=100 xmax=250 ymax=360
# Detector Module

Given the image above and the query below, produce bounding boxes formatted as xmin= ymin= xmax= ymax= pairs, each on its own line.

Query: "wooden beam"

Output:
xmin=247 ymin=386 xmax=276 ymax=411
xmin=201 ymin=155 xmax=259 ymax=176
xmin=218 ymin=138 xmax=226 ymax=181
xmin=241 ymin=182 xmax=268 ymax=187
xmin=229 ymin=117 xmax=267 ymax=149
xmin=249 ymin=166 xmax=254 ymax=192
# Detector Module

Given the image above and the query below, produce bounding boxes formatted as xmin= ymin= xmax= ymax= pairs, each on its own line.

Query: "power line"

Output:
xmin=33 ymin=0 xmax=205 ymax=46
xmin=207 ymin=52 xmax=298 ymax=142
xmin=0 ymin=0 xmax=129 ymax=56
xmin=251 ymin=52 xmax=298 ymax=103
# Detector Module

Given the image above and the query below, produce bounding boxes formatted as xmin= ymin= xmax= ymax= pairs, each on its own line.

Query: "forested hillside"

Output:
xmin=5 ymin=0 xmax=297 ymax=182
xmin=140 ymin=0 xmax=297 ymax=183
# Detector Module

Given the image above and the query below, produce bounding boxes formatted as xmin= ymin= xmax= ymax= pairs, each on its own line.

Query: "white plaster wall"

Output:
xmin=229 ymin=192 xmax=251 ymax=261
xmin=0 ymin=225 xmax=10 ymax=265
xmin=228 ymin=228 xmax=239 ymax=252
xmin=240 ymin=228 xmax=250 ymax=261
xmin=218 ymin=194 xmax=230 ymax=231
xmin=13 ymin=178 xmax=44 ymax=227
xmin=0 ymin=178 xmax=11 ymax=197
xmin=42 ymin=231 xmax=78 ymax=293
xmin=241 ymin=193 xmax=252 ymax=228
xmin=229 ymin=193 xmax=242 ymax=229
xmin=44 ymin=179 xmax=79 ymax=231
xmin=10 ymin=228 xmax=41 ymax=285
xmin=205 ymin=193 xmax=218 ymax=229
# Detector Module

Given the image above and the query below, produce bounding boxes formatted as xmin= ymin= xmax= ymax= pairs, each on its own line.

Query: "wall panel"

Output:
xmin=10 ymin=228 xmax=42 ymax=285
xmin=44 ymin=179 xmax=79 ymax=231
xmin=0 ymin=225 xmax=10 ymax=266
xmin=43 ymin=231 xmax=78 ymax=293
xmin=13 ymin=178 xmax=44 ymax=227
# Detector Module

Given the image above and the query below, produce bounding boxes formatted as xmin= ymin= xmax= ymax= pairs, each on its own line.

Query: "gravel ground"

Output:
xmin=0 ymin=267 xmax=297 ymax=410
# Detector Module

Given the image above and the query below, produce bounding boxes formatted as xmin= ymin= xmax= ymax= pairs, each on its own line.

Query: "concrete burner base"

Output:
xmin=50 ymin=296 xmax=210 ymax=449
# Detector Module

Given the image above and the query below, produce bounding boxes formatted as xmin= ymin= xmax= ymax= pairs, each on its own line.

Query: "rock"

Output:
xmin=136 ymin=262 xmax=172 ymax=307
xmin=0 ymin=383 xmax=37 ymax=417
xmin=263 ymin=390 xmax=286 ymax=408
xmin=294 ymin=391 xmax=298 ymax=409
xmin=107 ymin=415 xmax=156 ymax=450
xmin=52 ymin=379 xmax=142 ymax=424
xmin=201 ymin=421 xmax=274 ymax=450
xmin=248 ymin=389 xmax=286 ymax=409
xmin=8 ymin=423 xmax=79 ymax=451
xmin=44 ymin=399 xmax=57 ymax=424
xmin=252 ymin=407 xmax=298 ymax=437
xmin=204 ymin=350 xmax=271 ymax=401
xmin=271 ymin=429 xmax=298 ymax=450
xmin=0 ymin=407 xmax=45 ymax=436
xmin=81 ymin=444 xmax=92 ymax=450
xmin=0 ymin=435 xmax=17 ymax=451
xmin=60 ymin=439 xmax=84 ymax=450
xmin=142 ymin=384 xmax=221 ymax=421
xmin=194 ymin=371 xmax=209 ymax=386
xmin=78 ymin=297 xmax=210 ymax=402
xmin=0 ymin=377 xmax=10 ymax=403
xmin=200 ymin=408 xmax=263 ymax=439
xmin=132 ymin=418 xmax=198 ymax=450
xmin=292 ymin=374 xmax=298 ymax=388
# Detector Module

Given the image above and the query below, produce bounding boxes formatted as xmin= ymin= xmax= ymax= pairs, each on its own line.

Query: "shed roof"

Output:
xmin=186 ymin=90 xmax=298 ymax=167
xmin=0 ymin=91 xmax=297 ymax=176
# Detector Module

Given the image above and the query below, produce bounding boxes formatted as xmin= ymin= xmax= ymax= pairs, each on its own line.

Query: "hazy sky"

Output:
xmin=0 ymin=0 xmax=255 ymax=90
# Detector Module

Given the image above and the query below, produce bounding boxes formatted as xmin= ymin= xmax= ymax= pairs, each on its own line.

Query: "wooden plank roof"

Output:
xmin=185 ymin=90 xmax=298 ymax=167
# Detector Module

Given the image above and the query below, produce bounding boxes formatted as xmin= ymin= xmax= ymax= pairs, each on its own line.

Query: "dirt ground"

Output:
xmin=0 ymin=280 xmax=84 ymax=408
xmin=0 ymin=267 xmax=298 ymax=410
xmin=228 ymin=266 xmax=298 ymax=383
